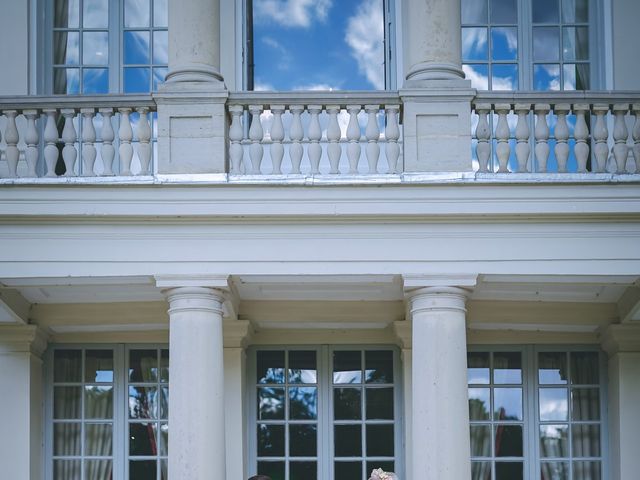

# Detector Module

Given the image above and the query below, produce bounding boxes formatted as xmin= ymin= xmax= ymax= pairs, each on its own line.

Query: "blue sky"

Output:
xmin=252 ymin=0 xmax=385 ymax=91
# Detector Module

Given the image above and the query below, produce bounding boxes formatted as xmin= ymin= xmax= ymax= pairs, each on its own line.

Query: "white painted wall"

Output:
xmin=0 ymin=0 xmax=30 ymax=94
xmin=611 ymin=0 xmax=640 ymax=89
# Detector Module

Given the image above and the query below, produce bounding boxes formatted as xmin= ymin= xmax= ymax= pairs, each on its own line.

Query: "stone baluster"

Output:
xmin=136 ymin=107 xmax=152 ymax=175
xmin=364 ymin=105 xmax=381 ymax=174
xmin=3 ymin=111 xmax=20 ymax=178
xmin=573 ymin=104 xmax=590 ymax=173
xmin=534 ymin=104 xmax=550 ymax=173
xmin=633 ymin=104 xmax=640 ymax=174
xmin=228 ymin=105 xmax=244 ymax=174
xmin=61 ymin=109 xmax=77 ymax=176
xmin=118 ymin=108 xmax=134 ymax=176
xmin=308 ymin=105 xmax=322 ymax=175
xmin=346 ymin=105 xmax=362 ymax=174
xmin=385 ymin=105 xmax=400 ymax=174
xmin=269 ymin=105 xmax=285 ymax=175
xmin=23 ymin=110 xmax=39 ymax=178
xmin=248 ymin=105 xmax=264 ymax=175
xmin=612 ymin=104 xmax=630 ymax=174
xmin=81 ymin=108 xmax=97 ymax=176
xmin=514 ymin=104 xmax=530 ymax=173
xmin=99 ymin=108 xmax=115 ymax=176
xmin=474 ymin=104 xmax=491 ymax=173
xmin=554 ymin=104 xmax=570 ymax=173
xmin=43 ymin=109 xmax=59 ymax=177
xmin=289 ymin=105 xmax=304 ymax=174
xmin=326 ymin=105 xmax=342 ymax=174
xmin=592 ymin=105 xmax=610 ymax=173
xmin=494 ymin=104 xmax=511 ymax=173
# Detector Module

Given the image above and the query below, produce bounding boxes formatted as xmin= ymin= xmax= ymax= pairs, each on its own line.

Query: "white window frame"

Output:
xmin=247 ymin=345 xmax=404 ymax=480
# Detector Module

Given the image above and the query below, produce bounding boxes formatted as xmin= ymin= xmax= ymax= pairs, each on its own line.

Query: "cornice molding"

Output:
xmin=393 ymin=321 xmax=411 ymax=349
xmin=0 ymin=324 xmax=49 ymax=356
xmin=600 ymin=324 xmax=640 ymax=354
xmin=223 ymin=319 xmax=253 ymax=348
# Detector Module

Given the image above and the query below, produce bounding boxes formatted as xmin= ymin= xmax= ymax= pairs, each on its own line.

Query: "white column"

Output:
xmin=602 ymin=325 xmax=640 ymax=480
xmin=403 ymin=0 xmax=464 ymax=84
xmin=0 ymin=325 xmax=48 ymax=480
xmin=166 ymin=0 xmax=223 ymax=84
xmin=164 ymin=286 xmax=227 ymax=479
xmin=407 ymin=286 xmax=472 ymax=480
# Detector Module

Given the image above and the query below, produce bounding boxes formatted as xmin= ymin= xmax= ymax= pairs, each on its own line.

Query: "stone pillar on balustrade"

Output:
xmin=403 ymin=274 xmax=477 ymax=480
xmin=400 ymin=0 xmax=475 ymax=173
xmin=155 ymin=0 xmax=228 ymax=175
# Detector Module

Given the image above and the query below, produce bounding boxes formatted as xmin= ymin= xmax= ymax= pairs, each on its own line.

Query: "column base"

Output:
xmin=165 ymin=63 xmax=226 ymax=86
xmin=405 ymin=61 xmax=466 ymax=87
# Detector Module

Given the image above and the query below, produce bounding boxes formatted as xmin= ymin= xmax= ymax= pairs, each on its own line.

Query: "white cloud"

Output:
xmin=254 ymin=80 xmax=275 ymax=91
xmin=292 ymin=83 xmax=338 ymax=91
xmin=344 ymin=0 xmax=385 ymax=90
xmin=254 ymin=0 xmax=332 ymax=28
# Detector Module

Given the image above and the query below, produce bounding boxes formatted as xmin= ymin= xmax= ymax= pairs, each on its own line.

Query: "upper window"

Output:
xmin=49 ymin=0 xmax=168 ymax=94
xmin=462 ymin=0 xmax=594 ymax=90
xmin=246 ymin=0 xmax=395 ymax=91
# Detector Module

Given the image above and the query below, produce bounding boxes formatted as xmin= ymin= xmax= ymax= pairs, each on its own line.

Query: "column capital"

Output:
xmin=406 ymin=286 xmax=471 ymax=316
xmin=0 ymin=324 xmax=49 ymax=356
xmin=601 ymin=324 xmax=640 ymax=355
xmin=403 ymin=274 xmax=478 ymax=290
xmin=223 ymin=319 xmax=253 ymax=348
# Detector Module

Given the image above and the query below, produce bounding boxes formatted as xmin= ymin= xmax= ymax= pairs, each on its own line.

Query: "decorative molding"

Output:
xmin=600 ymin=324 xmax=640 ymax=354
xmin=0 ymin=324 xmax=48 ymax=356
xmin=154 ymin=274 xmax=230 ymax=289
xmin=223 ymin=319 xmax=253 ymax=348
xmin=403 ymin=274 xmax=478 ymax=290
xmin=0 ymin=289 xmax=31 ymax=324
xmin=393 ymin=321 xmax=411 ymax=349
xmin=617 ymin=286 xmax=640 ymax=322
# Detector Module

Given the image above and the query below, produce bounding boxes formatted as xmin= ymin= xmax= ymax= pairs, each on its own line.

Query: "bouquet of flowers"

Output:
xmin=369 ymin=468 xmax=399 ymax=480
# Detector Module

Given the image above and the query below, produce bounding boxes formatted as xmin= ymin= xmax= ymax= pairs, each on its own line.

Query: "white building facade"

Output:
xmin=0 ymin=0 xmax=640 ymax=479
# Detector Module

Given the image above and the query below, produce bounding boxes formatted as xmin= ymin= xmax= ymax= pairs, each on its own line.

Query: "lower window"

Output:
xmin=250 ymin=347 xmax=402 ymax=480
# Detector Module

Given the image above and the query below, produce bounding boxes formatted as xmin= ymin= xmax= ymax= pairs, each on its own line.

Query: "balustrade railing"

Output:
xmin=0 ymin=95 xmax=156 ymax=178
xmin=226 ymin=92 xmax=403 ymax=176
xmin=472 ymin=92 xmax=640 ymax=174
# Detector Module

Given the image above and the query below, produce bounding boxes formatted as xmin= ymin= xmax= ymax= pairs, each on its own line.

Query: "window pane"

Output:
xmin=462 ymin=28 xmax=488 ymax=61
xmin=83 ymin=32 xmax=109 ymax=65
xmin=54 ymin=423 xmax=81 ymax=456
xmin=153 ymin=30 xmax=169 ymax=65
xmin=539 ymin=352 xmax=568 ymax=384
xmin=492 ymin=64 xmax=518 ymax=90
xmin=562 ymin=0 xmax=588 ymax=23
xmin=129 ymin=460 xmax=157 ymax=480
xmin=54 ymin=460 xmax=81 ymax=480
xmin=258 ymin=461 xmax=285 ymax=480
xmin=84 ymin=423 xmax=113 ymax=456
xmin=124 ymin=31 xmax=151 ymax=65
xmin=54 ymin=68 xmax=80 ymax=94
xmin=258 ymin=387 xmax=285 ymax=420
xmin=563 ymin=63 xmax=590 ymax=90
xmin=53 ymin=32 xmax=80 ymax=65
xmin=258 ymin=424 xmax=285 ymax=457
xmin=159 ymin=423 xmax=169 ymax=457
xmin=129 ymin=422 xmax=158 ymax=456
xmin=55 ymin=0 xmax=80 ymax=28
xmin=334 ymin=387 xmax=361 ymax=420
xmin=125 ymin=0 xmax=151 ymax=27
xmin=365 ymin=350 xmax=393 ymax=383
xmin=534 ymin=64 xmax=561 ymax=91
xmin=54 ymin=386 xmax=82 ymax=419
xmin=335 ymin=425 xmax=362 ymax=457
xmin=83 ymin=0 xmax=109 ymax=28
xmin=494 ymin=425 xmax=523 ymax=457
xmin=541 ymin=462 xmax=570 ymax=480
xmin=533 ymin=0 xmax=559 ymax=23
xmin=463 ymin=64 xmax=489 ymax=90
xmin=533 ymin=27 xmax=560 ymax=62
xmin=366 ymin=424 xmax=394 ymax=456
xmin=470 ymin=425 xmax=492 ymax=457
xmin=289 ymin=386 xmax=317 ymax=420
xmin=129 ymin=349 xmax=158 ymax=382
xmin=54 ymin=350 xmax=82 ymax=383
xmin=257 ymin=351 xmax=285 ymax=384
xmin=289 ymin=350 xmax=317 ymax=384
xmin=85 ymin=460 xmax=113 ymax=480
xmin=153 ymin=67 xmax=168 ymax=91
xmin=571 ymin=388 xmax=600 ymax=421
xmin=335 ymin=462 xmax=362 ymax=480
xmin=493 ymin=352 xmax=522 ymax=384
xmin=124 ymin=67 xmax=151 ymax=93
xmin=462 ymin=0 xmax=487 ymax=24
xmin=468 ymin=352 xmax=490 ymax=384
xmin=367 ymin=462 xmax=395 ymax=477
xmin=471 ymin=462 xmax=492 ymax=480
xmin=495 ymin=462 xmax=523 ymax=480
xmin=85 ymin=386 xmax=113 ymax=419
xmin=159 ymin=349 xmax=169 ymax=382
xmin=494 ymin=388 xmax=522 ymax=421
xmin=571 ymin=352 xmax=599 ymax=384
xmin=333 ymin=351 xmax=362 ymax=384
xmin=289 ymin=424 xmax=317 ymax=457
xmin=491 ymin=27 xmax=518 ymax=61
xmin=540 ymin=388 xmax=568 ymax=421
xmin=290 ymin=462 xmax=317 ymax=480
xmin=540 ymin=424 xmax=569 ymax=458
xmin=366 ymin=387 xmax=394 ymax=420
xmin=563 ymin=27 xmax=589 ymax=61
xmin=573 ymin=461 xmax=601 ymax=480
xmin=154 ymin=0 xmax=168 ymax=27
xmin=85 ymin=350 xmax=113 ymax=383
xmin=129 ymin=386 xmax=158 ymax=419
xmin=469 ymin=388 xmax=490 ymax=420
xmin=572 ymin=424 xmax=600 ymax=457
xmin=160 ymin=386 xmax=169 ymax=420
xmin=83 ymin=68 xmax=109 ymax=94
xmin=490 ymin=0 xmax=517 ymax=23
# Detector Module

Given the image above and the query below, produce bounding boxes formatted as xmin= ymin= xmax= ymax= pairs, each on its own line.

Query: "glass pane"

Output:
xmin=492 ymin=64 xmax=518 ymax=90
xmin=573 ymin=461 xmax=601 ymax=480
xmin=129 ymin=422 xmax=158 ymax=456
xmin=333 ymin=351 xmax=362 ymax=384
xmin=539 ymin=353 xmax=568 ymax=384
xmin=572 ymin=424 xmax=600 ymax=457
xmin=258 ymin=387 xmax=285 ymax=420
xmin=470 ymin=425 xmax=492 ymax=457
xmin=366 ymin=424 xmax=394 ymax=456
xmin=257 ymin=351 xmax=285 ymax=384
xmin=563 ymin=27 xmax=589 ymax=61
xmin=53 ymin=32 xmax=80 ymax=65
xmin=495 ymin=462 xmax=523 ymax=480
xmin=54 ymin=0 xmax=80 ymax=28
xmin=571 ymin=352 xmax=599 ymax=384
xmin=83 ymin=32 xmax=109 ymax=64
xmin=291 ymin=462 xmax=317 ymax=480
xmin=159 ymin=423 xmax=169 ymax=457
xmin=533 ymin=27 xmax=560 ymax=62
xmin=85 ymin=385 xmax=113 ymax=419
xmin=366 ymin=387 xmax=394 ymax=420
xmin=258 ymin=424 xmax=285 ymax=457
xmin=85 ymin=423 xmax=113 ymax=456
xmin=562 ymin=0 xmax=588 ymax=23
xmin=462 ymin=0 xmax=487 ymax=24
xmin=462 ymin=28 xmax=488 ymax=61
xmin=258 ymin=461 xmax=285 ymax=480
xmin=129 ymin=460 xmax=157 ymax=480
xmin=54 ymin=350 xmax=82 ymax=383
xmin=289 ymin=350 xmax=317 ymax=384
xmin=367 ymin=462 xmax=395 ymax=477
xmin=289 ymin=424 xmax=317 ymax=457
xmin=153 ymin=30 xmax=169 ymax=65
xmin=490 ymin=0 xmax=517 ymax=23
xmin=494 ymin=388 xmax=522 ymax=421
xmin=365 ymin=350 xmax=394 ymax=383
xmin=124 ymin=31 xmax=151 ymax=65
xmin=130 ymin=349 xmax=158 ymax=382
xmin=540 ymin=424 xmax=569 ymax=458
xmin=468 ymin=352 xmax=490 ymax=384
xmin=471 ymin=462 xmax=492 ymax=480
xmin=85 ymin=350 xmax=113 ymax=383
xmin=83 ymin=0 xmax=109 ymax=28
xmin=469 ymin=388 xmax=490 ymax=420
xmin=125 ymin=0 xmax=151 ymax=27
xmin=495 ymin=425 xmax=523 ymax=457
xmin=154 ymin=0 xmax=168 ymax=27
xmin=334 ymin=387 xmax=361 ymax=420
xmin=160 ymin=349 xmax=169 ymax=382
xmin=541 ymin=462 xmax=570 ymax=480
xmin=540 ymin=388 xmax=568 ymax=421
xmin=124 ymin=67 xmax=151 ymax=93
xmin=493 ymin=352 xmax=522 ymax=384
xmin=463 ymin=64 xmax=489 ymax=90
xmin=83 ymin=69 xmax=109 ymax=94
xmin=54 ymin=460 xmax=81 ymax=480
xmin=54 ymin=423 xmax=81 ymax=456
xmin=54 ymin=68 xmax=80 ymax=94
xmin=571 ymin=388 xmax=600 ymax=420
xmin=289 ymin=386 xmax=317 ymax=420
xmin=54 ymin=386 xmax=82 ymax=419
xmin=533 ymin=0 xmax=559 ymax=23
xmin=160 ymin=386 xmax=169 ymax=419
xmin=129 ymin=386 xmax=158 ymax=419
xmin=563 ymin=64 xmax=590 ymax=90
xmin=335 ymin=425 xmax=362 ymax=457
xmin=153 ymin=67 xmax=168 ymax=91
xmin=160 ymin=459 xmax=168 ymax=480
xmin=534 ymin=64 xmax=561 ymax=91
xmin=85 ymin=460 xmax=113 ymax=480
xmin=335 ymin=462 xmax=362 ymax=480
xmin=491 ymin=27 xmax=517 ymax=61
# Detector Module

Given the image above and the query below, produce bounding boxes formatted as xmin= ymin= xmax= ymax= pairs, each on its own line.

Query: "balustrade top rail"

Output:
xmin=472 ymin=90 xmax=640 ymax=106
xmin=0 ymin=94 xmax=155 ymax=111
xmin=227 ymin=90 xmax=402 ymax=109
